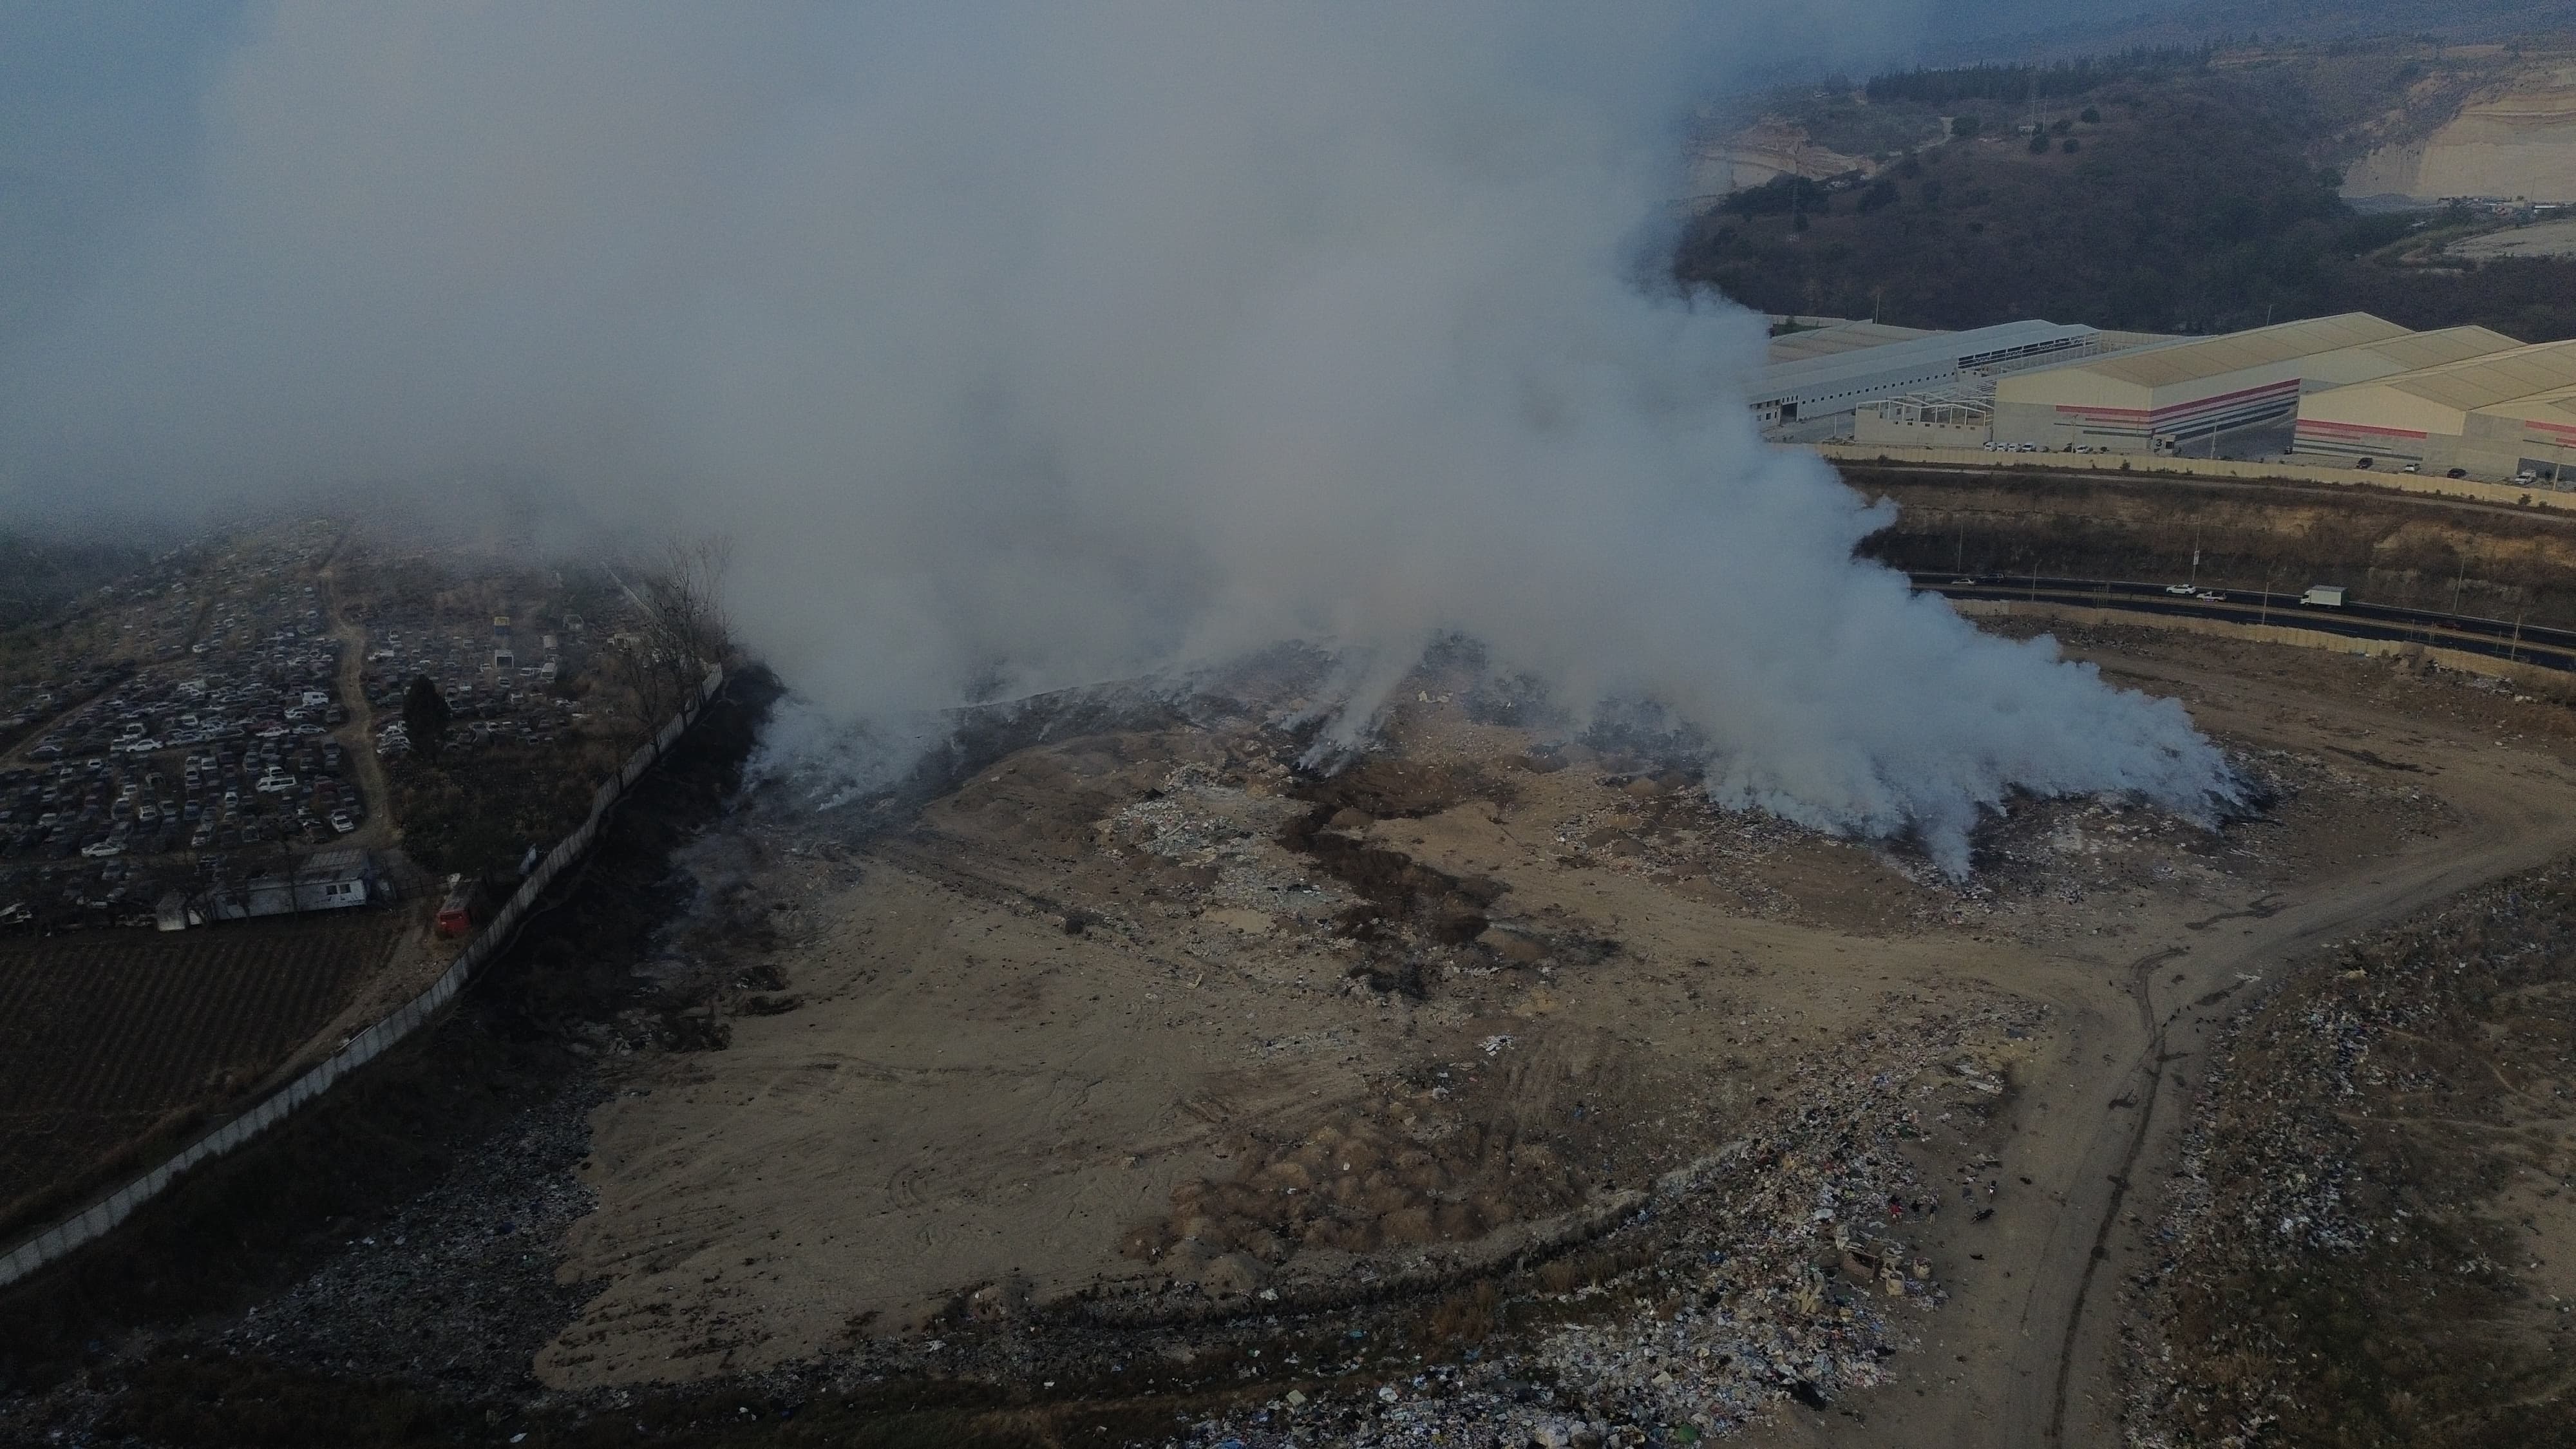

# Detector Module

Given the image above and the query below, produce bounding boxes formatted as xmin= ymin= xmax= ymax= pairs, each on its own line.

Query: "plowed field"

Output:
xmin=0 ymin=914 xmax=405 ymax=1231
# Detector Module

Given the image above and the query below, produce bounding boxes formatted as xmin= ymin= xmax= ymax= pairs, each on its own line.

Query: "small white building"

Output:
xmin=203 ymin=848 xmax=377 ymax=923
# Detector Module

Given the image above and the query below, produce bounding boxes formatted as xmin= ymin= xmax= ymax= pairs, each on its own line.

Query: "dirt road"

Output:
xmin=1739 ymin=639 xmax=2576 ymax=1448
xmin=315 ymin=547 xmax=398 ymax=854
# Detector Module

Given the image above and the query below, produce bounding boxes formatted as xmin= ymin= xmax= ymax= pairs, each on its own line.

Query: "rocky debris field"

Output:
xmin=1136 ymin=1003 xmax=2041 ymax=1448
xmin=3 ymin=1081 xmax=602 ymax=1446
xmin=2121 ymin=863 xmax=2576 ymax=1448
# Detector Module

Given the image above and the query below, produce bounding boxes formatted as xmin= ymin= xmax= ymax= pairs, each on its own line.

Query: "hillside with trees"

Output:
xmin=1674 ymin=49 xmax=2576 ymax=343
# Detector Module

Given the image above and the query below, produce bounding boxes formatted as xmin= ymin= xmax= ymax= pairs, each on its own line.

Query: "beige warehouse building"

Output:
xmin=1991 ymin=314 xmax=2519 ymax=453
xmin=2293 ymin=341 xmax=2576 ymax=477
xmin=2463 ymin=383 xmax=2576 ymax=483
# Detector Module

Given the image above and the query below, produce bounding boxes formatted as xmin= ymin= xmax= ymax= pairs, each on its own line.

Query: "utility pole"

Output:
xmin=2188 ymin=522 xmax=2202 ymax=589
xmin=2260 ymin=562 xmax=2276 ymax=625
xmin=2452 ymin=554 xmax=2469 ymax=620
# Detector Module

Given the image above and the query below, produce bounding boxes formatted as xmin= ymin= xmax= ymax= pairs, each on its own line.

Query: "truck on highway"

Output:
xmin=2301 ymin=585 xmax=2347 ymax=608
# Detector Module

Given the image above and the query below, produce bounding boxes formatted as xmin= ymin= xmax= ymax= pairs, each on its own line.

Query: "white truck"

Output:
xmin=2300 ymin=585 xmax=2347 ymax=608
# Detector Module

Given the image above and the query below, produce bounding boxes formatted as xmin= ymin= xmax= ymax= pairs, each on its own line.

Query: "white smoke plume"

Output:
xmin=0 ymin=2 xmax=2239 ymax=869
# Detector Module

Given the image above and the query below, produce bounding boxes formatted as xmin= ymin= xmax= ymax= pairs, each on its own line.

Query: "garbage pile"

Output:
xmin=209 ymin=1083 xmax=604 ymax=1385
xmin=2119 ymin=864 xmax=2576 ymax=1447
xmin=1160 ymin=1004 xmax=2043 ymax=1446
xmin=1109 ymin=762 xmax=1356 ymax=927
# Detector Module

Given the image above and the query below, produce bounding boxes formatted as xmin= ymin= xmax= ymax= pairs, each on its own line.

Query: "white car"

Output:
xmin=330 ymin=811 xmax=356 ymax=834
xmin=256 ymin=774 xmax=298 ymax=794
xmin=2163 ymin=584 xmax=2197 ymax=596
xmin=2196 ymin=590 xmax=2225 ymax=601
xmin=80 ymin=838 xmax=124 ymax=858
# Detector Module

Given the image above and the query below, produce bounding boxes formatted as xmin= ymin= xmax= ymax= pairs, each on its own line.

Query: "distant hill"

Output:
xmin=1951 ymin=0 xmax=2576 ymax=62
xmin=1674 ymin=40 xmax=2576 ymax=342
xmin=0 ymin=533 xmax=149 ymax=632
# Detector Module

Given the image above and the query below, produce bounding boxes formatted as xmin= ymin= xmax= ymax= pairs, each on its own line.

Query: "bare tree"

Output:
xmin=605 ymin=537 xmax=735 ymax=741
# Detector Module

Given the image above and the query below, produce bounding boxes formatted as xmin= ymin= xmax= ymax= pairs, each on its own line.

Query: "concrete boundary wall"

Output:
xmin=1816 ymin=442 xmax=2576 ymax=513
xmin=0 ymin=667 xmax=727 ymax=1289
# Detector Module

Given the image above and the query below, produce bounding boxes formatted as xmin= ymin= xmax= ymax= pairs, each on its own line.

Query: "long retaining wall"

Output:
xmin=1817 ymin=442 xmax=2576 ymax=514
xmin=0 ymin=666 xmax=727 ymax=1289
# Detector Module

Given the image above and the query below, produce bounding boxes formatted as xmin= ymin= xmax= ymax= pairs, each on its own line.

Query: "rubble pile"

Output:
xmin=1151 ymin=1005 xmax=2041 ymax=1447
xmin=2121 ymin=865 xmax=2576 ymax=1448
xmin=0 ymin=1080 xmax=607 ymax=1448
xmin=1110 ymin=763 xmax=1356 ymax=929
xmin=208 ymin=1085 xmax=607 ymax=1385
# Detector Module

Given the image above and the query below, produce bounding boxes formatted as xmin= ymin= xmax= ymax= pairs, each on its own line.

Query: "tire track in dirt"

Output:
xmin=2044 ymin=945 xmax=2181 ymax=1444
xmin=2029 ymin=764 xmax=2576 ymax=1448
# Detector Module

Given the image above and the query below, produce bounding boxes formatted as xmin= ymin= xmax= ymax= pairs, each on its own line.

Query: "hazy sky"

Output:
xmin=0 ymin=3 xmax=2239 ymax=867
xmin=0 ymin=0 xmax=2229 ymax=341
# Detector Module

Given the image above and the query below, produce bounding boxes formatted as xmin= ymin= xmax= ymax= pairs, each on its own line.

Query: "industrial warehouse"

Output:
xmin=1783 ymin=308 xmax=2576 ymax=485
xmin=2292 ymin=339 xmax=2576 ymax=480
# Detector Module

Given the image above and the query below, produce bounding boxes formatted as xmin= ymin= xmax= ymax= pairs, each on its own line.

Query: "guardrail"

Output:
xmin=0 ymin=665 xmax=728 ymax=1289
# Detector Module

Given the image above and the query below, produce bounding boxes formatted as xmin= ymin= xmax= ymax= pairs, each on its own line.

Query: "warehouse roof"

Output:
xmin=2467 ymin=379 xmax=2576 ymax=427
xmin=1754 ymin=319 xmax=2096 ymax=403
xmin=2360 ymin=340 xmax=2576 ymax=415
xmin=2348 ymin=325 xmax=2524 ymax=372
xmin=2278 ymin=325 xmax=2526 ymax=393
xmin=2045 ymin=312 xmax=2409 ymax=390
xmin=1766 ymin=320 xmax=1942 ymax=364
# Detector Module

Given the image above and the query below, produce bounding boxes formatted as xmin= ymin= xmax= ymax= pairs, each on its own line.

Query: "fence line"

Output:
xmin=1816 ymin=442 xmax=2576 ymax=511
xmin=0 ymin=666 xmax=727 ymax=1289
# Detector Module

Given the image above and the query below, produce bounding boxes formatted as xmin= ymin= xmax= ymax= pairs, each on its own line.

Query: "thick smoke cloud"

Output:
xmin=0 ymin=2 xmax=2239 ymax=868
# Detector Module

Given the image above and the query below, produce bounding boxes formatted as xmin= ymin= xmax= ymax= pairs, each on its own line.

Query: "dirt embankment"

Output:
xmin=1853 ymin=468 xmax=2576 ymax=629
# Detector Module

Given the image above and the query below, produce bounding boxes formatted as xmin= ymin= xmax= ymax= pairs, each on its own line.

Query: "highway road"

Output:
xmin=1909 ymin=572 xmax=2576 ymax=674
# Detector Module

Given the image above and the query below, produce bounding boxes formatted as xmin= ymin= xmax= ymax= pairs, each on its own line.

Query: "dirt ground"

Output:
xmin=517 ymin=624 xmax=2576 ymax=1442
xmin=0 ymin=911 xmax=410 ymax=1236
